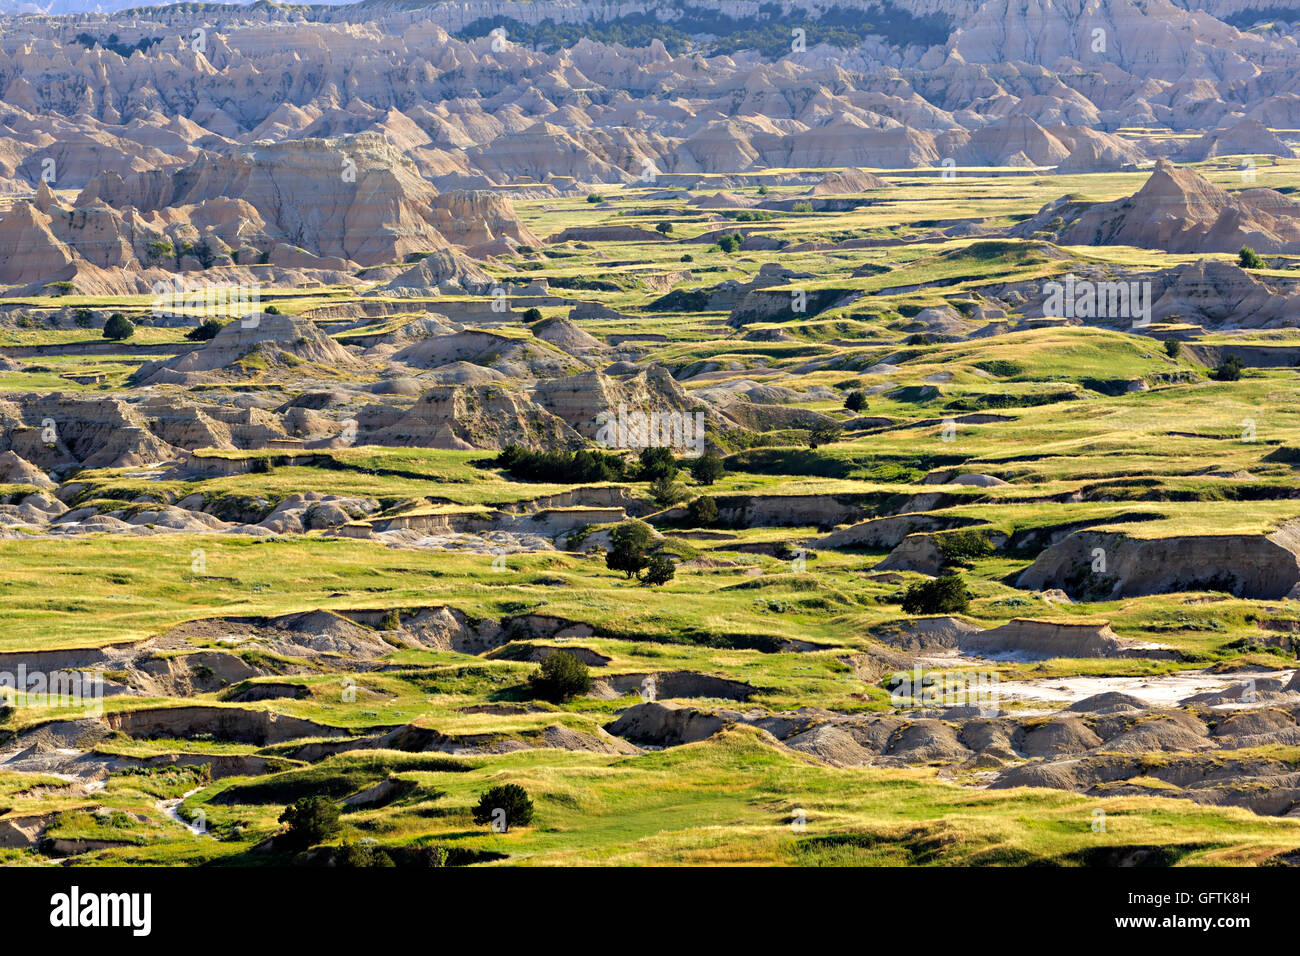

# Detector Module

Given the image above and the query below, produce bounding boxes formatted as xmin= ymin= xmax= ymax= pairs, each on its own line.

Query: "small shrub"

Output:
xmin=411 ymin=844 xmax=450 ymax=867
xmin=1212 ymin=355 xmax=1244 ymax=381
xmin=641 ymin=553 xmax=675 ymax=586
xmin=687 ymin=496 xmax=719 ymax=526
xmin=900 ymin=574 xmax=970 ymax=615
xmin=472 ymin=784 xmax=534 ymax=832
xmin=586 ymin=193 xmax=603 ymax=204
xmin=277 ymin=796 xmax=341 ymax=851
xmin=1238 ymin=245 xmax=1265 ymax=269
xmin=102 ymin=313 xmax=133 ymax=340
xmin=522 ymin=307 xmax=543 ymax=323
xmin=529 ymin=650 xmax=590 ymax=702
xmin=843 ymin=390 xmax=866 ymax=412
xmin=1163 ymin=338 xmax=1181 ymax=359
xmin=690 ymin=451 xmax=725 ymax=485
xmin=264 ymin=304 xmax=281 ymax=315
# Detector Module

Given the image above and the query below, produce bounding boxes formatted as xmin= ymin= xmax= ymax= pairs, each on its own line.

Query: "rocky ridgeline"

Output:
xmin=0 ymin=134 xmax=540 ymax=294
xmin=1020 ymin=159 xmax=1300 ymax=254
xmin=0 ymin=2 xmax=1289 ymax=291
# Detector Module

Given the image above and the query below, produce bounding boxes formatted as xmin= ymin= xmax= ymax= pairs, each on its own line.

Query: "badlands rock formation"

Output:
xmin=1018 ymin=523 xmax=1300 ymax=600
xmin=0 ymin=1 xmax=1288 ymax=290
xmin=1023 ymin=160 xmax=1300 ymax=253
xmin=136 ymin=313 xmax=360 ymax=386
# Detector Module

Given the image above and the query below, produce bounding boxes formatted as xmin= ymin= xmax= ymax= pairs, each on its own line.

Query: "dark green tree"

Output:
xmin=606 ymin=519 xmax=653 ymax=579
xmin=638 ymin=446 xmax=677 ymax=481
xmin=1238 ymin=246 xmax=1265 ymax=269
xmin=186 ymin=319 xmax=224 ymax=341
xmin=687 ymin=496 xmax=719 ymax=527
xmin=690 ymin=451 xmax=725 ymax=485
xmin=1212 ymin=355 xmax=1244 ymax=381
xmin=649 ymin=473 xmax=688 ymax=508
xmin=277 ymin=796 xmax=341 ymax=851
xmin=807 ymin=423 xmax=843 ymax=448
xmin=529 ymin=650 xmax=590 ymax=703
xmin=472 ymin=784 xmax=534 ymax=832
xmin=641 ymin=553 xmax=676 ymax=586
xmin=102 ymin=313 xmax=133 ymax=340
xmin=900 ymin=574 xmax=970 ymax=615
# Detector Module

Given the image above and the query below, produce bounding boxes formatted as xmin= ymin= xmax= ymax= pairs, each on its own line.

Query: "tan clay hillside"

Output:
xmin=1026 ymin=159 xmax=1300 ymax=252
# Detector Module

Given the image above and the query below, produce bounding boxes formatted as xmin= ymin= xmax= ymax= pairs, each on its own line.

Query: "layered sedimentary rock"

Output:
xmin=1022 ymin=160 xmax=1300 ymax=253
xmin=136 ymin=314 xmax=361 ymax=385
xmin=1017 ymin=523 xmax=1300 ymax=600
xmin=358 ymin=384 xmax=584 ymax=451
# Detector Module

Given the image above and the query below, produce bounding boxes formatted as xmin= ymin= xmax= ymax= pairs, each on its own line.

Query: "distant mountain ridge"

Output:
xmin=6 ymin=0 xmax=1300 ymax=34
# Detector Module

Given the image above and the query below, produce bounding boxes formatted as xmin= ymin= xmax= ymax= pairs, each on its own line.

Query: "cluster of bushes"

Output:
xmin=495 ymin=445 xmax=628 ymax=482
xmin=1211 ymin=354 xmax=1244 ymax=381
xmin=900 ymin=573 xmax=971 ymax=614
xmin=934 ymin=530 xmax=994 ymax=568
xmin=528 ymin=650 xmax=590 ymax=702
xmin=716 ymin=233 xmax=746 ymax=253
xmin=496 ymin=445 xmax=725 ymax=505
xmin=186 ymin=319 xmax=225 ymax=341
xmin=73 ymin=32 xmax=161 ymax=57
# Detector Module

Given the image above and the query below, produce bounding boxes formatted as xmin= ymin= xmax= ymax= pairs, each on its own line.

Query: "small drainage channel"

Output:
xmin=158 ymin=787 xmax=213 ymax=838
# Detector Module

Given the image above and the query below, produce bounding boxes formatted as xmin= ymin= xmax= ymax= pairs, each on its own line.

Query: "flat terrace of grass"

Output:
xmin=0 ymin=512 xmax=1288 ymax=676
xmin=72 ymin=448 xmax=589 ymax=509
xmin=79 ymin=728 xmax=1300 ymax=866
xmin=0 ymin=534 xmax=871 ymax=652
